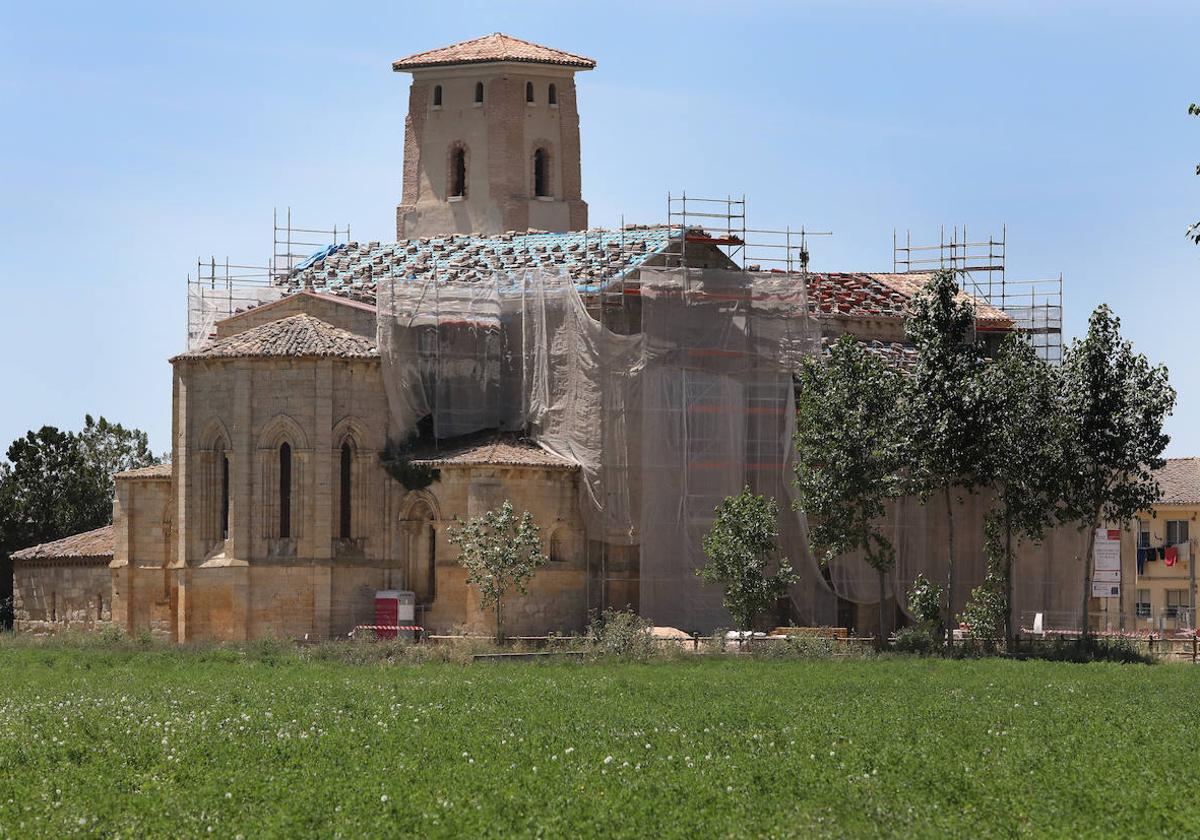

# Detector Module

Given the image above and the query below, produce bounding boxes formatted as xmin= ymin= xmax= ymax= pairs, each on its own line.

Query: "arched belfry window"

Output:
xmin=279 ymin=442 xmax=292 ymax=539
xmin=450 ymin=145 xmax=467 ymax=198
xmin=474 ymin=81 xmax=484 ymax=104
xmin=339 ymin=441 xmax=353 ymax=539
xmin=526 ymin=81 xmax=534 ymax=103
xmin=533 ymin=147 xmax=549 ymax=198
xmin=548 ymin=83 xmax=557 ymax=106
xmin=433 ymin=84 xmax=443 ymax=107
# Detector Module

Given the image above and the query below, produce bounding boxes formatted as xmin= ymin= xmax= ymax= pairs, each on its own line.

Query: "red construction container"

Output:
xmin=373 ymin=590 xmax=417 ymax=639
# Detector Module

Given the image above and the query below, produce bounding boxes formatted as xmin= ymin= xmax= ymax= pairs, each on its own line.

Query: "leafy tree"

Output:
xmin=0 ymin=426 xmax=108 ymax=556
xmin=77 ymin=415 xmax=158 ymax=501
xmin=979 ymin=336 xmax=1067 ymax=646
xmin=1190 ymin=103 xmax=1199 ymax=245
xmin=795 ymin=334 xmax=906 ymax=644
xmin=698 ymin=487 xmax=798 ymax=631
xmin=904 ymin=270 xmax=993 ymax=640
xmin=1058 ymin=305 xmax=1174 ymax=636
xmin=0 ymin=417 xmax=161 ymax=628
xmin=446 ymin=500 xmax=546 ymax=642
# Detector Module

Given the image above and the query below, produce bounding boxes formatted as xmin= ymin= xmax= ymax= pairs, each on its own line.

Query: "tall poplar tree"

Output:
xmin=795 ymin=335 xmax=905 ymax=644
xmin=1059 ymin=305 xmax=1174 ymax=637
xmin=979 ymin=336 xmax=1066 ymax=646
xmin=904 ymin=270 xmax=993 ymax=639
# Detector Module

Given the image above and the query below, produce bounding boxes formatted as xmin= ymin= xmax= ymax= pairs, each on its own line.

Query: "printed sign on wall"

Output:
xmin=1092 ymin=528 xmax=1122 ymax=598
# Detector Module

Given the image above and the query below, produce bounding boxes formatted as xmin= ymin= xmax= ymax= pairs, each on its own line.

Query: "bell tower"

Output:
xmin=392 ymin=33 xmax=594 ymax=240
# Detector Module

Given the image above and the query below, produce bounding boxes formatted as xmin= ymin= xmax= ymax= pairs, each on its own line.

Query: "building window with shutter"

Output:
xmin=1166 ymin=520 xmax=1189 ymax=545
xmin=1136 ymin=589 xmax=1151 ymax=618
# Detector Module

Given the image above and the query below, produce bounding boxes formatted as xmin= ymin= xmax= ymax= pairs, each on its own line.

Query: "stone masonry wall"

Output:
xmin=13 ymin=562 xmax=112 ymax=633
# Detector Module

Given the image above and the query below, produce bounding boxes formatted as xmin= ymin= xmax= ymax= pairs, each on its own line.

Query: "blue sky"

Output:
xmin=1 ymin=0 xmax=1197 ymax=455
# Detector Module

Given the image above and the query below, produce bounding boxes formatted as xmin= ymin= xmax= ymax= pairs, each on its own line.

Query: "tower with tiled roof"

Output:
xmin=392 ymin=33 xmax=594 ymax=239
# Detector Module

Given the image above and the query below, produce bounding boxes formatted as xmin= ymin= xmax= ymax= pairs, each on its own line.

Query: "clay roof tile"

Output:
xmin=393 ymin=33 xmax=595 ymax=71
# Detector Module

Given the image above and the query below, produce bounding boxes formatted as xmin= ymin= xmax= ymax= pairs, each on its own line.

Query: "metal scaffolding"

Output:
xmin=893 ymin=226 xmax=1063 ymax=363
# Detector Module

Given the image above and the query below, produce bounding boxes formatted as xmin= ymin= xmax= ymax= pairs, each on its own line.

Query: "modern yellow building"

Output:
xmin=1121 ymin=459 xmax=1199 ymax=633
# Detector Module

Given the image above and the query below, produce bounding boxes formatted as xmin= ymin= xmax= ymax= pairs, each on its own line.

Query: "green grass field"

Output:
xmin=0 ymin=645 xmax=1196 ymax=839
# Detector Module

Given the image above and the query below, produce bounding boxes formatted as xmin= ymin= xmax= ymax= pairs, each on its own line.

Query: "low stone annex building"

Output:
xmin=13 ymin=33 xmax=1046 ymax=641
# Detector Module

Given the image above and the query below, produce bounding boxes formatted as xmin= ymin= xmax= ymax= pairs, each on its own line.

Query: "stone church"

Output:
xmin=13 ymin=33 xmax=1061 ymax=641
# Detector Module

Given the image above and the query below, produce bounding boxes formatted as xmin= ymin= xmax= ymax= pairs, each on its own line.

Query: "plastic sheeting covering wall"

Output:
xmin=378 ymin=266 xmax=1088 ymax=633
xmin=833 ymin=493 xmax=1089 ymax=630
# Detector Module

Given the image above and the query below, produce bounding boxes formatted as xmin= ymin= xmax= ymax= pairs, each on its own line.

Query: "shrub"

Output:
xmin=754 ymin=634 xmax=837 ymax=659
xmin=587 ymin=609 xmax=656 ymax=659
xmin=245 ymin=635 xmax=292 ymax=665
xmin=379 ymin=437 xmax=439 ymax=492
xmin=892 ymin=626 xmax=938 ymax=655
xmin=958 ymin=570 xmax=1007 ymax=644
xmin=1027 ymin=635 xmax=1153 ymax=665
xmin=97 ymin=624 xmax=125 ymax=645
xmin=907 ymin=574 xmax=943 ymax=628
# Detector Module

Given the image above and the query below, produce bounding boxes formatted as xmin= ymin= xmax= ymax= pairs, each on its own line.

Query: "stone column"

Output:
xmin=311 ymin=360 xmax=334 ymax=638
xmin=228 ymin=363 xmax=253 ymax=640
xmin=229 ymin=364 xmax=253 ymax=562
xmin=175 ymin=568 xmax=189 ymax=644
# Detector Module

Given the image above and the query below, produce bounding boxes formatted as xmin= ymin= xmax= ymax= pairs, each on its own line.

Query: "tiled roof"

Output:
xmin=808 ymin=272 xmax=1013 ymax=327
xmin=11 ymin=525 xmax=114 ymax=562
xmin=175 ymin=314 xmax=378 ymax=361
xmin=393 ymin=33 xmax=596 ymax=71
xmin=1154 ymin=458 xmax=1200 ymax=505
xmin=115 ymin=462 xmax=172 ymax=480
xmin=278 ymin=227 xmax=675 ymax=302
xmin=875 ymin=273 xmax=1013 ymax=326
xmin=410 ymin=433 xmax=578 ymax=470
xmin=275 ymin=235 xmax=1012 ymax=329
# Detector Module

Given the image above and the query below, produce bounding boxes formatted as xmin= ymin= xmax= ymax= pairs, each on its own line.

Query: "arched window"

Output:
xmin=279 ymin=442 xmax=292 ymax=539
xmin=474 ymin=81 xmax=484 ymax=104
xmin=450 ymin=146 xmax=466 ymax=198
xmin=548 ymin=83 xmax=557 ymax=106
xmin=339 ymin=441 xmax=353 ymax=539
xmin=220 ymin=453 xmax=229 ymax=540
xmin=526 ymin=81 xmax=534 ymax=103
xmin=432 ymin=84 xmax=443 ymax=107
xmin=533 ymin=147 xmax=548 ymax=197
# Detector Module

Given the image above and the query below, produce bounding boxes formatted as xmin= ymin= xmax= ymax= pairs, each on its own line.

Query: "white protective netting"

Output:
xmin=378 ymin=265 xmax=1086 ymax=633
xmin=187 ymin=281 xmax=285 ymax=350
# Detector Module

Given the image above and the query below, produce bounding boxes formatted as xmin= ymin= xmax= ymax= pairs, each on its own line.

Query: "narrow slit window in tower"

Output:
xmin=339 ymin=442 xmax=353 ymax=539
xmin=451 ymin=147 xmax=466 ymax=197
xmin=279 ymin=442 xmax=292 ymax=539
xmin=220 ymin=453 xmax=229 ymax=540
xmin=534 ymin=148 xmax=548 ymax=197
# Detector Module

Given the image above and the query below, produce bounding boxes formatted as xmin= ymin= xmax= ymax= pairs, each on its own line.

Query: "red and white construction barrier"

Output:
xmin=350 ymin=625 xmax=424 ymax=640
